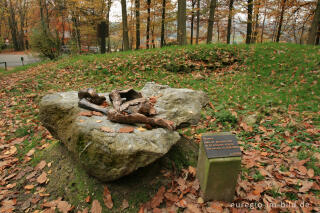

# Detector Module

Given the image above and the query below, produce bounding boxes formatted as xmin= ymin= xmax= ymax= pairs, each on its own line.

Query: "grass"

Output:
xmin=0 ymin=60 xmax=48 ymax=76
xmin=0 ymin=43 xmax=319 ymax=211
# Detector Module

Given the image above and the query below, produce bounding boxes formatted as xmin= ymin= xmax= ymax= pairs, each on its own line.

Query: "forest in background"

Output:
xmin=0 ymin=0 xmax=319 ymax=55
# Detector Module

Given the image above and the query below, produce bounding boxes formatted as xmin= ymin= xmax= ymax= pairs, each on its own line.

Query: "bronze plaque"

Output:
xmin=202 ymin=134 xmax=241 ymax=159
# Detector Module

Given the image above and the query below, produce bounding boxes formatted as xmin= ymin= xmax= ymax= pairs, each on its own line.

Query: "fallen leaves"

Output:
xmin=150 ymin=186 xmax=165 ymax=208
xmin=78 ymin=111 xmax=93 ymax=117
xmin=118 ymin=127 xmax=135 ymax=133
xmin=120 ymin=199 xmax=129 ymax=211
xmin=103 ymin=186 xmax=113 ymax=209
xmin=240 ymin=122 xmax=253 ymax=132
xmin=100 ymin=126 xmax=114 ymax=133
xmin=90 ymin=200 xmax=102 ymax=213
xmin=299 ymin=181 xmax=314 ymax=193
xmin=35 ymin=160 xmax=46 ymax=170
xmin=26 ymin=148 xmax=35 ymax=157
xmin=37 ymin=172 xmax=47 ymax=184
xmin=57 ymin=201 xmax=72 ymax=213
xmin=24 ymin=185 xmax=35 ymax=190
xmin=4 ymin=146 xmax=17 ymax=155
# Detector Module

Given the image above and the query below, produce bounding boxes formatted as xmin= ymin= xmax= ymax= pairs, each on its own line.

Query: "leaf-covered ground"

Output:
xmin=0 ymin=43 xmax=319 ymax=212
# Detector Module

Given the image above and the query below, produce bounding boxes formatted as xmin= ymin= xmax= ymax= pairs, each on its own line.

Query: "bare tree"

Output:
xmin=177 ymin=0 xmax=186 ymax=45
xmin=121 ymin=0 xmax=130 ymax=50
xmin=246 ymin=0 xmax=253 ymax=44
xmin=160 ymin=0 xmax=166 ymax=47
xmin=276 ymin=0 xmax=287 ymax=42
xmin=135 ymin=0 xmax=140 ymax=49
xmin=196 ymin=0 xmax=200 ymax=44
xmin=106 ymin=0 xmax=112 ymax=52
xmin=146 ymin=0 xmax=151 ymax=48
xmin=227 ymin=0 xmax=234 ymax=44
xmin=307 ymin=0 xmax=320 ymax=45
xmin=190 ymin=0 xmax=196 ymax=44
xmin=207 ymin=0 xmax=217 ymax=43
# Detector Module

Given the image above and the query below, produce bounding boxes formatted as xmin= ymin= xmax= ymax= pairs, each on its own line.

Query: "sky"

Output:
xmin=109 ymin=1 xmax=123 ymax=22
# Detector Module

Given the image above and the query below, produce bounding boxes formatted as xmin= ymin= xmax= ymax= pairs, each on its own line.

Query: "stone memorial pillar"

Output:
xmin=197 ymin=132 xmax=241 ymax=202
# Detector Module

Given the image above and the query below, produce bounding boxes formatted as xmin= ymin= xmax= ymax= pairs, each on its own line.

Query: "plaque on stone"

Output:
xmin=202 ymin=134 xmax=241 ymax=159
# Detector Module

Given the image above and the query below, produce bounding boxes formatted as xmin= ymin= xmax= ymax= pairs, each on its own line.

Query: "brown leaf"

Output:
xmin=103 ymin=186 xmax=113 ymax=209
xmin=151 ymin=186 xmax=165 ymax=208
xmin=118 ymin=127 xmax=135 ymax=133
xmin=240 ymin=122 xmax=253 ymax=132
xmin=164 ymin=192 xmax=179 ymax=202
xmin=100 ymin=126 xmax=114 ymax=133
xmin=43 ymin=208 xmax=55 ymax=213
xmin=4 ymin=146 xmax=17 ymax=155
xmin=307 ymin=169 xmax=314 ymax=178
xmin=6 ymin=183 xmax=16 ymax=189
xmin=299 ymin=181 xmax=313 ymax=192
xmin=120 ymin=199 xmax=129 ymax=211
xmin=24 ymin=185 xmax=34 ymax=190
xmin=152 ymin=208 xmax=162 ymax=213
xmin=26 ymin=171 xmax=37 ymax=180
xmin=85 ymin=196 xmax=90 ymax=203
xmin=57 ymin=201 xmax=72 ymax=213
xmin=90 ymin=200 xmax=102 ymax=213
xmin=149 ymin=96 xmax=157 ymax=104
xmin=297 ymin=165 xmax=307 ymax=175
xmin=138 ymin=205 xmax=145 ymax=213
xmin=79 ymin=111 xmax=93 ymax=117
xmin=26 ymin=148 xmax=35 ymax=157
xmin=208 ymin=201 xmax=223 ymax=213
xmin=186 ymin=204 xmax=202 ymax=213
xmin=37 ymin=172 xmax=47 ymax=184
xmin=175 ymin=199 xmax=187 ymax=208
xmin=35 ymin=160 xmax=46 ymax=170
xmin=188 ymin=166 xmax=196 ymax=177
xmin=92 ymin=111 xmax=103 ymax=116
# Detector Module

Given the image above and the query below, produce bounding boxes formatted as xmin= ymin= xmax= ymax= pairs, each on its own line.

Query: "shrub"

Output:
xmin=30 ymin=25 xmax=61 ymax=59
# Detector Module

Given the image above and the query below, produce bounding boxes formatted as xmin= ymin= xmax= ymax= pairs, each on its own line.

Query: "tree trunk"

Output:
xmin=8 ymin=0 xmax=20 ymax=50
xmin=246 ymin=0 xmax=253 ymax=44
xmin=18 ymin=0 xmax=26 ymax=50
xmin=177 ymin=0 xmax=187 ymax=45
xmin=190 ymin=0 xmax=196 ymax=44
xmin=135 ymin=0 xmax=140 ymax=49
xmin=160 ymin=0 xmax=166 ymax=47
xmin=146 ymin=0 xmax=151 ymax=49
xmin=260 ymin=0 xmax=267 ymax=42
xmin=71 ymin=13 xmax=81 ymax=52
xmin=121 ymin=0 xmax=130 ymax=50
xmin=316 ymin=25 xmax=320 ymax=44
xmin=276 ymin=0 xmax=287 ymax=42
xmin=252 ymin=0 xmax=260 ymax=43
xmin=226 ymin=0 xmax=234 ymax=44
xmin=196 ymin=0 xmax=200 ymax=44
xmin=300 ymin=26 xmax=305 ymax=44
xmin=217 ymin=19 xmax=220 ymax=42
xmin=207 ymin=0 xmax=217 ymax=43
xmin=307 ymin=0 xmax=320 ymax=45
xmin=98 ymin=22 xmax=106 ymax=54
xmin=106 ymin=0 xmax=112 ymax=52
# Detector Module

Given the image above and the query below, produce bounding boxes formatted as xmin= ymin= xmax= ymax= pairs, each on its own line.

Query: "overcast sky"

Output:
xmin=109 ymin=1 xmax=123 ymax=22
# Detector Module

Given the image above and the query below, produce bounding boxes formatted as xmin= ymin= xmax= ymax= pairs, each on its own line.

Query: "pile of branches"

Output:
xmin=78 ymin=88 xmax=175 ymax=130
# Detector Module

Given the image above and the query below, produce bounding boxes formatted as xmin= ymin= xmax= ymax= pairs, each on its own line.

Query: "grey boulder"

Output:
xmin=39 ymin=83 xmax=208 ymax=181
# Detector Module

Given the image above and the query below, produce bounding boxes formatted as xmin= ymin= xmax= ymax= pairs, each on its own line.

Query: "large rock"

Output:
xmin=141 ymin=82 xmax=208 ymax=128
xmin=39 ymin=83 xmax=208 ymax=181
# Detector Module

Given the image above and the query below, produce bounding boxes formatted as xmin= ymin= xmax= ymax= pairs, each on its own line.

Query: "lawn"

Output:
xmin=0 ymin=43 xmax=319 ymax=212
